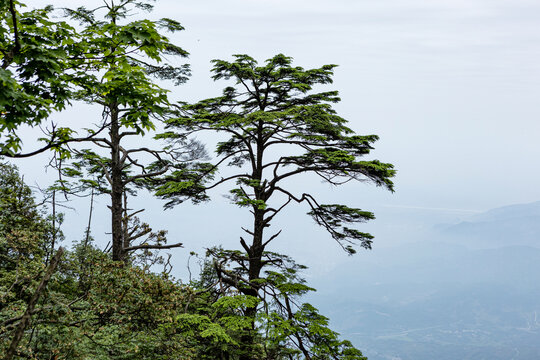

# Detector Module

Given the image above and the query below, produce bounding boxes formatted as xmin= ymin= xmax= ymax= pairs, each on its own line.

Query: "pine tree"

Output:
xmin=159 ymin=54 xmax=396 ymax=359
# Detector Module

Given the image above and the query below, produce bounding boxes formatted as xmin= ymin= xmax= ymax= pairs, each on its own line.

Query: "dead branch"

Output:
xmin=5 ymin=247 xmax=64 ymax=360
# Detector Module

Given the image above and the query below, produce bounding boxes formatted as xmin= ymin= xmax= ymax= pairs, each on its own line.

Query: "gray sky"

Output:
xmin=161 ymin=0 xmax=540 ymax=211
xmin=14 ymin=0 xmax=540 ymax=272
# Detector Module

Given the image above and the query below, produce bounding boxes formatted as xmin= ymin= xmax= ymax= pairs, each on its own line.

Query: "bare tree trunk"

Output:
xmin=122 ymin=191 xmax=130 ymax=251
xmin=239 ymin=209 xmax=265 ymax=360
xmin=5 ymin=247 xmax=65 ymax=360
xmin=110 ymin=105 xmax=125 ymax=262
xmin=239 ymin=131 xmax=266 ymax=360
xmin=84 ymin=188 xmax=94 ymax=247
xmin=45 ymin=189 xmax=56 ymax=266
xmin=51 ymin=190 xmax=56 ymax=255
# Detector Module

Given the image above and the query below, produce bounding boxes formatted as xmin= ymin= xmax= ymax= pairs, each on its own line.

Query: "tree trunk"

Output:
xmin=110 ymin=105 xmax=125 ymax=262
xmin=238 ymin=207 xmax=265 ymax=360
xmin=238 ymin=130 xmax=267 ymax=360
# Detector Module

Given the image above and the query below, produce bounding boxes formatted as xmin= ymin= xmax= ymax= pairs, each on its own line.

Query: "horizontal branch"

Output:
xmin=124 ymin=166 xmax=170 ymax=185
xmin=123 ymin=242 xmax=183 ymax=252
xmin=2 ymin=128 xmax=108 ymax=158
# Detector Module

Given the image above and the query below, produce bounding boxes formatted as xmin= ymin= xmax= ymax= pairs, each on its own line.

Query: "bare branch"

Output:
xmin=240 ymin=237 xmax=251 ymax=254
xmin=2 ymin=125 xmax=109 ymax=158
xmin=262 ymin=229 xmax=282 ymax=248
xmin=263 ymin=196 xmax=292 ymax=225
xmin=123 ymin=166 xmax=170 ymax=185
xmin=123 ymin=242 xmax=183 ymax=252
xmin=126 ymin=227 xmax=151 ymax=243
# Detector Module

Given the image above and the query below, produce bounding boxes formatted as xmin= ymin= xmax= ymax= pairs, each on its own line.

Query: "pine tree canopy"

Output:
xmin=161 ymin=53 xmax=396 ymax=253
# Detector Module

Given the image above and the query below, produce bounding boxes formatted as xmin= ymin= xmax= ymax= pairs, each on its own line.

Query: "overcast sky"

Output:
xmin=14 ymin=0 xmax=540 ymax=272
xmin=168 ymin=0 xmax=540 ymax=211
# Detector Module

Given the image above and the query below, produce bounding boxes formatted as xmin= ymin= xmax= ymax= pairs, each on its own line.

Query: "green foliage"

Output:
xmin=263 ymin=302 xmax=367 ymax=360
xmin=56 ymin=244 xmax=194 ymax=359
xmin=0 ymin=2 xmax=77 ymax=154
xmin=201 ymin=248 xmax=368 ymax=359
xmin=0 ymin=162 xmax=55 ymax=356
xmin=0 ymin=163 xmax=193 ymax=359
xmin=164 ymin=53 xmax=395 ymax=254
xmin=65 ymin=0 xmax=190 ymax=114
xmin=1 ymin=241 xmax=199 ymax=359
xmin=146 ymin=161 xmax=215 ymax=209
xmin=171 ymin=293 xmax=262 ymax=358
xmin=0 ymin=162 xmax=51 ymax=308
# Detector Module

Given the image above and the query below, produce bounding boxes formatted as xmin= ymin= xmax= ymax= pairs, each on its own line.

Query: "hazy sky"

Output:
xmin=167 ymin=0 xmax=540 ymax=212
xmin=13 ymin=0 xmax=540 ymax=271
xmin=25 ymin=0 xmax=540 ymax=209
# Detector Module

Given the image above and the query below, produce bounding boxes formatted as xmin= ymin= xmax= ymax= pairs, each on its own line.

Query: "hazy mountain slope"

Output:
xmin=311 ymin=201 xmax=540 ymax=360
xmin=436 ymin=201 xmax=540 ymax=248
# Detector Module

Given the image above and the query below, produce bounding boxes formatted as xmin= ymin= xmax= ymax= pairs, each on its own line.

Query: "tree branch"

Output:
xmin=1 ymin=125 xmax=108 ymax=158
xmin=1 ymin=0 xmax=21 ymax=69
xmin=262 ymin=229 xmax=282 ymax=248
xmin=5 ymin=247 xmax=64 ymax=360
xmin=123 ymin=166 xmax=170 ymax=185
xmin=123 ymin=242 xmax=183 ymax=252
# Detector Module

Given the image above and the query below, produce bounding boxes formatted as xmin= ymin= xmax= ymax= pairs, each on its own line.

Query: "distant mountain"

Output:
xmin=435 ymin=201 xmax=540 ymax=249
xmin=470 ymin=201 xmax=540 ymax=222
xmin=309 ymin=201 xmax=540 ymax=360
xmin=312 ymin=244 xmax=540 ymax=360
xmin=316 ymin=282 xmax=540 ymax=360
xmin=313 ymin=243 xmax=540 ymax=302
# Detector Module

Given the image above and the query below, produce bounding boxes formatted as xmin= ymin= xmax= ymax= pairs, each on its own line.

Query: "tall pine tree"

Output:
xmin=159 ymin=54 xmax=396 ymax=359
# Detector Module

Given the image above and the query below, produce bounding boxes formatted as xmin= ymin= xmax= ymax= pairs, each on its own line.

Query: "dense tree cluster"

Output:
xmin=0 ymin=0 xmax=394 ymax=359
